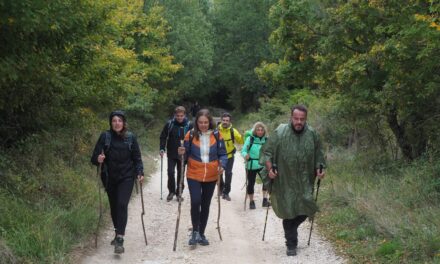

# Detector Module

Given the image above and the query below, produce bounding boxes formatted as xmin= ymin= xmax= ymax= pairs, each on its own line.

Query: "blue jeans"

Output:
xmin=187 ymin=178 xmax=217 ymax=235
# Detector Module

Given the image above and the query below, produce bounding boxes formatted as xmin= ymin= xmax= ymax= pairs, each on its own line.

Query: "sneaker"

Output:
xmin=222 ymin=194 xmax=231 ymax=201
xmin=188 ymin=231 xmax=200 ymax=246
xmin=249 ymin=200 xmax=256 ymax=209
xmin=166 ymin=192 xmax=175 ymax=202
xmin=176 ymin=196 xmax=184 ymax=202
xmin=262 ymin=198 xmax=270 ymax=207
xmin=286 ymin=246 xmax=297 ymax=256
xmin=198 ymin=234 xmax=209 ymax=246
xmin=114 ymin=237 xmax=124 ymax=254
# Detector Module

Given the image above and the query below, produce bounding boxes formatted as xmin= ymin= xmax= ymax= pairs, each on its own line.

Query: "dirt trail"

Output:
xmin=81 ymin=155 xmax=345 ymax=264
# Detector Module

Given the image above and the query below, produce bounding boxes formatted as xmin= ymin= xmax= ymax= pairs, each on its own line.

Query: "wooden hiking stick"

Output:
xmin=216 ymin=168 xmax=223 ymax=241
xmin=244 ymin=166 xmax=248 ymax=211
xmin=94 ymin=152 xmax=104 ymax=248
xmin=262 ymin=166 xmax=276 ymax=241
xmin=307 ymin=164 xmax=323 ymax=246
xmin=140 ymin=180 xmax=148 ymax=246
xmin=173 ymin=139 xmax=186 ymax=251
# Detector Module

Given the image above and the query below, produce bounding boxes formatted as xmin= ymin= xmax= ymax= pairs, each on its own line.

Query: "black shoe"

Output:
xmin=198 ymin=234 xmax=209 ymax=246
xmin=286 ymin=246 xmax=297 ymax=256
xmin=223 ymin=194 xmax=231 ymax=201
xmin=176 ymin=196 xmax=184 ymax=202
xmin=249 ymin=200 xmax=256 ymax=209
xmin=110 ymin=236 xmax=116 ymax=246
xmin=114 ymin=237 xmax=124 ymax=254
xmin=167 ymin=192 xmax=175 ymax=202
xmin=188 ymin=231 xmax=200 ymax=246
xmin=262 ymin=198 xmax=270 ymax=207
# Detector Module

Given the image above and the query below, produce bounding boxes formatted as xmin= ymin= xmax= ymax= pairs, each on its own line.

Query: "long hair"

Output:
xmin=193 ymin=109 xmax=215 ymax=139
xmin=252 ymin=122 xmax=268 ymax=137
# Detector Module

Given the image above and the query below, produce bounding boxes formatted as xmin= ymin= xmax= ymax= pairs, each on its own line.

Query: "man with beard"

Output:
xmin=259 ymin=105 xmax=326 ymax=257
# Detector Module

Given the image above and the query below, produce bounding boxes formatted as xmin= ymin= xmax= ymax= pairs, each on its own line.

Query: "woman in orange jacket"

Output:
xmin=178 ymin=109 xmax=227 ymax=247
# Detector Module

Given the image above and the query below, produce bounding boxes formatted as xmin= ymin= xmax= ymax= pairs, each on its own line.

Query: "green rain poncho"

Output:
xmin=259 ymin=123 xmax=326 ymax=219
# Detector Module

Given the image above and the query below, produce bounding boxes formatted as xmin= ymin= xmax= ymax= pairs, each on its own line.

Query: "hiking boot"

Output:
xmin=222 ymin=194 xmax=231 ymax=201
xmin=286 ymin=246 xmax=297 ymax=256
xmin=110 ymin=236 xmax=116 ymax=246
xmin=198 ymin=234 xmax=209 ymax=246
xmin=262 ymin=198 xmax=270 ymax=207
xmin=249 ymin=200 xmax=256 ymax=210
xmin=166 ymin=192 xmax=175 ymax=202
xmin=188 ymin=231 xmax=200 ymax=246
xmin=114 ymin=237 xmax=124 ymax=254
xmin=176 ymin=195 xmax=184 ymax=202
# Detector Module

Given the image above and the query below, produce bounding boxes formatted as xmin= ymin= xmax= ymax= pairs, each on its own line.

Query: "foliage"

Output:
xmin=258 ymin=0 xmax=440 ymax=161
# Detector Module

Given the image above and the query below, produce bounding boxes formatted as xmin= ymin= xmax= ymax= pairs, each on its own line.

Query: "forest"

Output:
xmin=0 ymin=0 xmax=439 ymax=263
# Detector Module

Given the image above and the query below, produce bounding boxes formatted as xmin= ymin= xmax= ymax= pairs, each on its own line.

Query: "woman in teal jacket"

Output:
xmin=241 ymin=122 xmax=269 ymax=209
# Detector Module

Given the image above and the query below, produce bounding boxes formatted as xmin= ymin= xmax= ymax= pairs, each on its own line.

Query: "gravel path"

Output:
xmin=81 ymin=155 xmax=345 ymax=264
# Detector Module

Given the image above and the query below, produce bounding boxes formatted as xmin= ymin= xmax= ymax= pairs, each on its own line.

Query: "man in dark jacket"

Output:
xmin=160 ymin=106 xmax=193 ymax=201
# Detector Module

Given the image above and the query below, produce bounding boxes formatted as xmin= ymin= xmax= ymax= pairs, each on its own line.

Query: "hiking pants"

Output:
xmin=167 ymin=158 xmax=184 ymax=195
xmin=220 ymin=157 xmax=234 ymax=195
xmin=106 ymin=177 xmax=135 ymax=236
xmin=246 ymin=168 xmax=267 ymax=195
xmin=282 ymin=215 xmax=308 ymax=248
xmin=187 ymin=178 xmax=216 ymax=235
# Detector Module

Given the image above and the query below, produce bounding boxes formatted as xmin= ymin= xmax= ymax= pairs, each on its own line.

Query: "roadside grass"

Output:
xmin=318 ymin=149 xmax=440 ymax=263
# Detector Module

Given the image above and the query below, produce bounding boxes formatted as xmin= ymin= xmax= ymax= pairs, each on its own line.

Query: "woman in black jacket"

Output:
xmin=91 ymin=110 xmax=144 ymax=254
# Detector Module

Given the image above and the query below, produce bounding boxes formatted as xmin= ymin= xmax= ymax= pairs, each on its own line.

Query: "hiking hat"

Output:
xmin=109 ymin=110 xmax=126 ymax=126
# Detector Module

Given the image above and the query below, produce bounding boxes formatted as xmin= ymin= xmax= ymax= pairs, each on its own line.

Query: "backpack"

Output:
xmin=104 ymin=130 xmax=134 ymax=153
xmin=165 ymin=119 xmax=192 ymax=148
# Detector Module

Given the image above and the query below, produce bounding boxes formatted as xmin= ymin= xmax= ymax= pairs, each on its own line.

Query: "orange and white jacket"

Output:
xmin=184 ymin=130 xmax=228 ymax=182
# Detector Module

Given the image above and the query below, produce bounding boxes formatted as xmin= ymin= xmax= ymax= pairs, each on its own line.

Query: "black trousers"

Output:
xmin=282 ymin=215 xmax=308 ymax=248
xmin=187 ymin=178 xmax=217 ymax=235
xmin=246 ymin=168 xmax=267 ymax=194
xmin=220 ymin=157 xmax=234 ymax=195
xmin=167 ymin=158 xmax=184 ymax=195
xmin=106 ymin=177 xmax=135 ymax=236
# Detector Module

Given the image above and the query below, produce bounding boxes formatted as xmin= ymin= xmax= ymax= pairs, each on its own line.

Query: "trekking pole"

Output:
xmin=173 ymin=140 xmax=185 ymax=251
xmin=216 ymin=168 xmax=223 ymax=241
xmin=94 ymin=151 xmax=104 ymax=248
xmin=244 ymin=166 xmax=248 ymax=211
xmin=139 ymin=180 xmax=148 ymax=246
xmin=160 ymin=155 xmax=163 ymax=200
xmin=307 ymin=164 xmax=323 ymax=246
xmin=262 ymin=165 xmax=276 ymax=241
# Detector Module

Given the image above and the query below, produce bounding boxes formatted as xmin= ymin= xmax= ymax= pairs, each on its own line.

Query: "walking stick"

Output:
xmin=244 ymin=167 xmax=248 ymax=211
xmin=216 ymin=168 xmax=223 ymax=241
xmin=307 ymin=164 xmax=323 ymax=246
xmin=140 ymin=180 xmax=148 ymax=246
xmin=94 ymin=152 xmax=104 ymax=248
xmin=262 ymin=165 xmax=276 ymax=241
xmin=160 ymin=155 xmax=163 ymax=200
xmin=173 ymin=140 xmax=185 ymax=251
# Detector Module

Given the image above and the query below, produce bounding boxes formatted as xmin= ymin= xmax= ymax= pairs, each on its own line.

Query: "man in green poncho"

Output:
xmin=259 ymin=104 xmax=326 ymax=257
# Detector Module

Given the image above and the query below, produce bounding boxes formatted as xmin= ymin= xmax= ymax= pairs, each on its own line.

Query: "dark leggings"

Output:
xmin=187 ymin=178 xmax=217 ymax=235
xmin=106 ymin=177 xmax=134 ymax=236
xmin=282 ymin=215 xmax=308 ymax=248
xmin=246 ymin=168 xmax=267 ymax=195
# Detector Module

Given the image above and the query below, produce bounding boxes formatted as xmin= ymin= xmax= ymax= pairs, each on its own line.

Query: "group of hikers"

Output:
xmin=91 ymin=104 xmax=326 ymax=257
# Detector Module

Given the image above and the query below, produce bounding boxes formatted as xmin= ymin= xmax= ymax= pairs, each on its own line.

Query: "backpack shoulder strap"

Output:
xmin=247 ymin=136 xmax=255 ymax=152
xmin=230 ymin=127 xmax=235 ymax=143
xmin=104 ymin=130 xmax=111 ymax=152
xmin=126 ymin=132 xmax=134 ymax=151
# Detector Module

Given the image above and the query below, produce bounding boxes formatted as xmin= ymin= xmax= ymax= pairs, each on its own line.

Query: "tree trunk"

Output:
xmin=386 ymin=106 xmax=413 ymax=161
